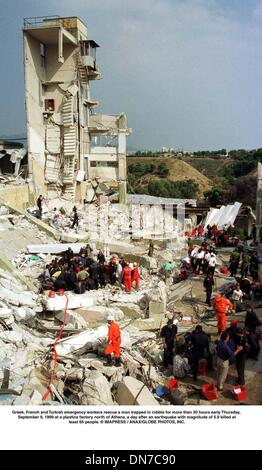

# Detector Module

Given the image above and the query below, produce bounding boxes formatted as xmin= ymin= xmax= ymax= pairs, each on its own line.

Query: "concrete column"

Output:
xmin=119 ymin=181 xmax=127 ymax=205
xmin=58 ymin=28 xmax=64 ymax=63
xmin=256 ymin=162 xmax=262 ymax=238
xmin=118 ymin=131 xmax=126 ymax=155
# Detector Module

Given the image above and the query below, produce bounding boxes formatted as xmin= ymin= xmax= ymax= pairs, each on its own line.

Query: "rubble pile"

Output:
xmin=0 ymin=224 xmax=209 ymax=406
xmin=0 ymin=255 xmax=174 ymax=406
xmin=2 ymin=200 xmax=260 ymax=407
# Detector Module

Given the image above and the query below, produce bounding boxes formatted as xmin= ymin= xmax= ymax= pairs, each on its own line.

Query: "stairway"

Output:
xmin=74 ymin=50 xmax=88 ymax=84
xmin=62 ymin=95 xmax=76 ymax=198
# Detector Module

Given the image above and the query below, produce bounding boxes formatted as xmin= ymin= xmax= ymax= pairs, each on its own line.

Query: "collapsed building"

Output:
xmin=0 ymin=15 xmax=261 ymax=408
xmin=23 ymin=15 xmax=131 ymax=203
xmin=0 ymin=198 xmax=261 ymax=407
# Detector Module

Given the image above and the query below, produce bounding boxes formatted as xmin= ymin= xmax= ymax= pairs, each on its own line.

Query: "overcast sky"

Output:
xmin=0 ymin=0 xmax=261 ymax=150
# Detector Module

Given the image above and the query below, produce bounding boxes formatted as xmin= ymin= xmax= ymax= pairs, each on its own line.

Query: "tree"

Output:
xmin=157 ymin=162 xmax=169 ymax=176
xmin=148 ymin=178 xmax=199 ymax=199
xmin=227 ymin=176 xmax=257 ymax=208
xmin=204 ymin=186 xmax=224 ymax=206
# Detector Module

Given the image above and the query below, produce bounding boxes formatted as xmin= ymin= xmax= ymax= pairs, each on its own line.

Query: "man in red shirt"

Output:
xmin=212 ymin=294 xmax=233 ymax=334
xmin=122 ymin=262 xmax=132 ymax=293
xmin=104 ymin=315 xmax=122 ymax=366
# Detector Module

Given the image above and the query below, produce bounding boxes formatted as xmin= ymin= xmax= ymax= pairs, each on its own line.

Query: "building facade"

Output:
xmin=23 ymin=16 xmax=130 ymax=202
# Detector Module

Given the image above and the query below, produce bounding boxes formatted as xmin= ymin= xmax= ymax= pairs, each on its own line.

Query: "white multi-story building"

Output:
xmin=23 ymin=15 xmax=131 ymax=202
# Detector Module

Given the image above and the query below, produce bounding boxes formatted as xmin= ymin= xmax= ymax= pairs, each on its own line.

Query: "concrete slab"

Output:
xmin=82 ymin=370 xmax=113 ymax=405
xmin=116 ymin=376 xmax=159 ymax=405
xmin=2 ymin=202 xmax=60 ymax=240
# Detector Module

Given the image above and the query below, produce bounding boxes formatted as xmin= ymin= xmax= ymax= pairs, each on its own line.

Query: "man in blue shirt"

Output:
xmin=186 ymin=325 xmax=211 ymax=381
xmin=216 ymin=331 xmax=243 ymax=391
xmin=160 ymin=319 xmax=177 ymax=368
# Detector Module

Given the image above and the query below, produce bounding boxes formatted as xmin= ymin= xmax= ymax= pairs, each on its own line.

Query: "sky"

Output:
xmin=0 ymin=0 xmax=262 ymax=151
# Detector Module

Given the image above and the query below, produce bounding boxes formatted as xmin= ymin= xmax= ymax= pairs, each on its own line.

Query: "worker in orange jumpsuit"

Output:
xmin=212 ymin=294 xmax=233 ymax=334
xmin=104 ymin=315 xmax=121 ymax=366
xmin=122 ymin=262 xmax=132 ymax=293
xmin=132 ymin=262 xmax=140 ymax=290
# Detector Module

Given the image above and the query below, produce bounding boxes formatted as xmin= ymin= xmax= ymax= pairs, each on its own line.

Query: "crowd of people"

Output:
xmin=175 ymin=222 xmax=262 ymax=391
xmin=160 ymin=310 xmax=261 ymax=390
xmin=41 ymin=244 xmax=140 ymax=294
xmin=186 ymin=223 xmax=241 ymax=249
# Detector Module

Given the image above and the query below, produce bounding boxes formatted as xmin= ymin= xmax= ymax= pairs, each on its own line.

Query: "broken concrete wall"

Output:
xmin=0 ymin=185 xmax=30 ymax=210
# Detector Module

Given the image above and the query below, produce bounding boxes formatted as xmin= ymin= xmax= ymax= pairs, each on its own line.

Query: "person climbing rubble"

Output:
xmin=212 ymin=293 xmax=234 ymax=334
xmin=36 ymin=194 xmax=44 ymax=219
xmin=71 ymin=206 xmax=79 ymax=230
xmin=162 ymin=260 xmax=173 ymax=284
xmin=104 ymin=315 xmax=122 ymax=367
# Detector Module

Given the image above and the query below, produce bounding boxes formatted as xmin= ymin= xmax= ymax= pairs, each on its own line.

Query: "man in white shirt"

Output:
xmin=232 ymin=284 xmax=243 ymax=311
xmin=190 ymin=247 xmax=198 ymax=272
xmin=204 ymin=250 xmax=211 ymax=273
xmin=195 ymin=249 xmax=205 ymax=273
xmin=173 ymin=353 xmax=191 ymax=378
xmin=208 ymin=253 xmax=216 ymax=276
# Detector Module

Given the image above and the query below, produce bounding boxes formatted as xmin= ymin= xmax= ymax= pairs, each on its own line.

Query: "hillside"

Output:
xmin=127 ymin=156 xmax=211 ymax=197
xmin=182 ymin=156 xmax=234 ymax=180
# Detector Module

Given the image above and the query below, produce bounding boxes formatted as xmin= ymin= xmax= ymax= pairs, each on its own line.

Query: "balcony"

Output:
xmin=23 ymin=16 xmax=87 ymax=42
xmin=80 ymin=40 xmax=100 ymax=80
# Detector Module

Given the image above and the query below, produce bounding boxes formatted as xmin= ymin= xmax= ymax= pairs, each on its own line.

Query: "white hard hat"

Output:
xmin=107 ymin=315 xmax=114 ymax=321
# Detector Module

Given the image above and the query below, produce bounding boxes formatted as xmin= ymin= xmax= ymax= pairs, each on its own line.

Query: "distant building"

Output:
xmin=0 ymin=140 xmax=24 ymax=151
xmin=23 ymin=15 xmax=131 ymax=202
xmin=161 ymin=147 xmax=174 ymax=154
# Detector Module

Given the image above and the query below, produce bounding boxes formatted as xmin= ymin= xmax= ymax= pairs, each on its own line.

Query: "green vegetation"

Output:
xmin=147 ymin=179 xmax=199 ymax=199
xmin=193 ymin=149 xmax=227 ymax=157
xmin=204 ymin=186 xmax=224 ymax=206
xmin=127 ymin=147 xmax=261 ymax=208
xmin=128 ymin=162 xmax=155 ymax=177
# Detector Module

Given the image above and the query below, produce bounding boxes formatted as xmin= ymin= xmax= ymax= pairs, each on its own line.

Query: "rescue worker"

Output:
xmin=250 ymin=251 xmax=259 ymax=281
xmin=104 ymin=315 xmax=121 ymax=366
xmin=240 ymin=251 xmax=250 ymax=278
xmin=229 ymin=249 xmax=240 ymax=277
xmin=98 ymin=262 xmax=106 ymax=288
xmin=122 ymin=262 xmax=132 ymax=293
xmin=245 ymin=305 xmax=261 ymax=360
xmin=37 ymin=195 xmax=43 ymax=219
xmin=97 ymin=249 xmax=105 ymax=264
xmin=234 ymin=328 xmax=248 ymax=386
xmin=163 ymin=261 xmax=173 ymax=283
xmin=160 ymin=319 xmax=177 ymax=368
xmin=212 ymin=293 xmax=234 ymax=334
xmin=207 ymin=252 xmax=216 ymax=276
xmin=231 ymin=284 xmax=243 ymax=311
xmin=203 ymin=273 xmax=214 ymax=306
xmin=89 ymin=262 xmax=99 ymax=290
xmin=148 ymin=240 xmax=154 ymax=257
xmin=71 ymin=206 xmax=79 ymax=229
xmin=186 ymin=325 xmax=211 ymax=381
xmin=109 ymin=257 xmax=117 ymax=285
xmin=132 ymin=262 xmax=140 ymax=290
xmin=216 ymin=331 xmax=242 ymax=391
